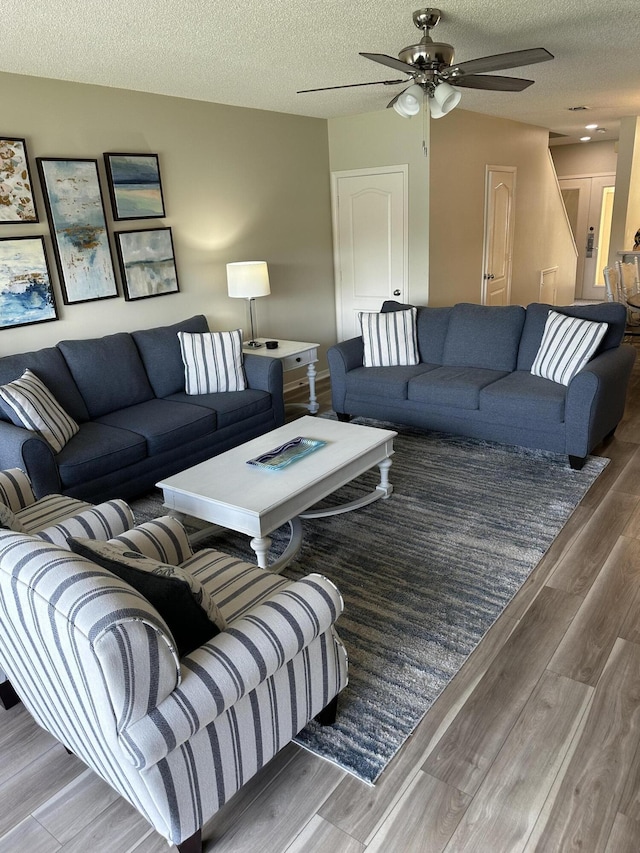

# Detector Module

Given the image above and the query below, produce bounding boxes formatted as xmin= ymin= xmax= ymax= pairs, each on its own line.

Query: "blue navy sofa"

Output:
xmin=328 ymin=301 xmax=636 ymax=469
xmin=0 ymin=315 xmax=284 ymax=502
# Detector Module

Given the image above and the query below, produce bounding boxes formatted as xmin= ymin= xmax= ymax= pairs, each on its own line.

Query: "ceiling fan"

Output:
xmin=298 ymin=8 xmax=554 ymax=118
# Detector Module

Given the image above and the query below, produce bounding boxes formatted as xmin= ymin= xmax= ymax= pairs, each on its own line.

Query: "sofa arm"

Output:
xmin=565 ymin=343 xmax=636 ymax=456
xmin=243 ymin=353 xmax=285 ymax=426
xmin=0 ymin=422 xmax=61 ymax=498
xmin=327 ymin=337 xmax=364 ymax=414
xmin=120 ymin=573 xmax=343 ymax=768
xmin=35 ymin=500 xmax=135 ymax=549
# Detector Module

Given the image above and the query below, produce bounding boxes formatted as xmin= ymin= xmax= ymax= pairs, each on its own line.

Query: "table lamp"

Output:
xmin=226 ymin=261 xmax=271 ymax=348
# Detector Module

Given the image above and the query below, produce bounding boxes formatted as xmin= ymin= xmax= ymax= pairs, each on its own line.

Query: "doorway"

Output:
xmin=559 ymin=174 xmax=615 ymax=301
xmin=331 ymin=166 xmax=408 ymax=341
xmin=481 ymin=167 xmax=516 ymax=305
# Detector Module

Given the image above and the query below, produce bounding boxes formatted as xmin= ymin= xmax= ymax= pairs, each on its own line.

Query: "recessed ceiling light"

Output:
xmin=585 ymin=123 xmax=598 ymax=130
xmin=596 ymin=128 xmax=607 ymax=134
xmin=580 ymin=136 xmax=592 ymax=142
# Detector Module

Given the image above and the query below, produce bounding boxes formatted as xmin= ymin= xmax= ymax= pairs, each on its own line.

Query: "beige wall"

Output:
xmin=0 ymin=72 xmax=336 ymax=371
xmin=429 ymin=109 xmax=577 ymax=306
xmin=550 ymin=140 xmax=618 ymax=177
xmin=328 ymin=105 xmax=577 ymax=310
xmin=327 ymin=108 xmax=430 ymax=305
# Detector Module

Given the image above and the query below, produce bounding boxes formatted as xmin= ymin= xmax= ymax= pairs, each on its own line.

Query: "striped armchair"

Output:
xmin=0 ymin=467 xmax=134 ymax=709
xmin=0 ymin=516 xmax=348 ymax=852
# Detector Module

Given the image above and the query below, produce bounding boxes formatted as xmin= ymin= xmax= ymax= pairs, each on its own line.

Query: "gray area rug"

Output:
xmin=131 ymin=420 xmax=607 ymax=784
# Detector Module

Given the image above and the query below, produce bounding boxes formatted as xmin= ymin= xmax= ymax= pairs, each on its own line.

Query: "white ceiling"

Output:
xmin=4 ymin=0 xmax=640 ymax=144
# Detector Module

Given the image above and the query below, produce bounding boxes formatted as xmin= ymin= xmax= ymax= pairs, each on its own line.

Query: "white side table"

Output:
xmin=243 ymin=338 xmax=320 ymax=414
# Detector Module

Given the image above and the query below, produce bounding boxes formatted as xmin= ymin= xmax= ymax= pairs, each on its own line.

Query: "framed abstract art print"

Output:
xmin=0 ymin=137 xmax=39 ymax=223
xmin=115 ymin=227 xmax=179 ymax=301
xmin=104 ymin=153 xmax=166 ymax=220
xmin=0 ymin=236 xmax=58 ymax=329
xmin=37 ymin=157 xmax=118 ymax=304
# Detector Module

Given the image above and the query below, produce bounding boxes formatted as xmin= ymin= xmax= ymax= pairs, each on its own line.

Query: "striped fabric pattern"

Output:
xmin=0 ymin=468 xmax=36 ymax=511
xmin=34 ymin=499 xmax=135 ymax=548
xmin=109 ymin=515 xmax=193 ymax=565
xmin=0 ymin=531 xmax=347 ymax=848
xmin=531 ymin=310 xmax=608 ymax=386
xmin=0 ymin=369 xmax=79 ymax=452
xmin=178 ymin=330 xmax=246 ymax=394
xmin=359 ymin=307 xmax=419 ymax=367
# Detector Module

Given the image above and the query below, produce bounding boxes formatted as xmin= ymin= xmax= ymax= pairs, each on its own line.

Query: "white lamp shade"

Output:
xmin=393 ymin=84 xmax=424 ymax=118
xmin=432 ymin=81 xmax=461 ymax=117
xmin=227 ymin=261 xmax=271 ymax=298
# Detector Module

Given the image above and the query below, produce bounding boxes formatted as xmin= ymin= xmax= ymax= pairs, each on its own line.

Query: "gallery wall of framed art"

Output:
xmin=1 ymin=137 xmax=178 ymax=331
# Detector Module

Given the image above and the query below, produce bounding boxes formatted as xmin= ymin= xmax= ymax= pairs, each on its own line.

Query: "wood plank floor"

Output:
xmin=3 ymin=359 xmax=640 ymax=852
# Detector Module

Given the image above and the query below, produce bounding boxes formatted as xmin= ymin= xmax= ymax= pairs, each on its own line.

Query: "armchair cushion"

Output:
xmin=35 ymin=499 xmax=134 ymax=548
xmin=0 ymin=467 xmax=37 ymax=511
xmin=108 ymin=515 xmax=194 ymax=565
xmin=68 ymin=538 xmax=226 ymax=656
xmin=0 ymin=369 xmax=79 ymax=452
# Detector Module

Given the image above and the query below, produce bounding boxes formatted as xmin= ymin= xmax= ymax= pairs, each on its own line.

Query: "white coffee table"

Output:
xmin=157 ymin=416 xmax=397 ymax=571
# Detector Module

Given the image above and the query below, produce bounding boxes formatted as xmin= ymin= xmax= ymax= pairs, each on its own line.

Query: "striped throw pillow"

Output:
xmin=178 ymin=330 xmax=246 ymax=394
xmin=531 ymin=311 xmax=608 ymax=386
xmin=0 ymin=369 xmax=79 ymax=453
xmin=359 ymin=307 xmax=419 ymax=367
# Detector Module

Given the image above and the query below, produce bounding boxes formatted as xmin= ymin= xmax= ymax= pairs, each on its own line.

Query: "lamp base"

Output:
xmin=246 ymin=340 xmax=263 ymax=348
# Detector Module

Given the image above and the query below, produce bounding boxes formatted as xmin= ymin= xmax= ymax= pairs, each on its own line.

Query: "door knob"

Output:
xmin=393 ymin=289 xmax=401 ymax=296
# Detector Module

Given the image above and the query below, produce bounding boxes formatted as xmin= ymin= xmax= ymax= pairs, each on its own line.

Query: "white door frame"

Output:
xmin=481 ymin=165 xmax=517 ymax=305
xmin=331 ymin=165 xmax=409 ymax=341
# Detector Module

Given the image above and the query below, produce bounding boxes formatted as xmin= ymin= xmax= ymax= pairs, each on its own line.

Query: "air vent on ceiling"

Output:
xmin=567 ymin=105 xmax=591 ymax=111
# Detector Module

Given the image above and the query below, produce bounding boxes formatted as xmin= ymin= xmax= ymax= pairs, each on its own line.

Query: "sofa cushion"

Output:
xmin=178 ymin=330 xmax=247 ymax=393
xmin=56 ymin=421 xmax=147 ymax=488
xmin=442 ymin=303 xmax=526 ymax=371
xmin=408 ymin=366 xmax=508 ymax=410
xmin=167 ymin=388 xmax=271 ymax=429
xmin=345 ymin=364 xmax=437 ymax=401
xmin=0 ymin=369 xmax=80 ymax=453
xmin=531 ymin=311 xmax=608 ymax=386
xmin=58 ymin=333 xmax=154 ymax=418
xmin=132 ymin=315 xmax=209 ymax=398
xmin=517 ymin=302 xmax=626 ymax=371
xmin=359 ymin=308 xmax=419 ymax=367
xmin=96 ymin=399 xmax=216 ymax=454
xmin=67 ymin=538 xmax=224 ymax=657
xmin=480 ymin=371 xmax=567 ymax=423
xmin=0 ymin=347 xmax=89 ymax=423
xmin=382 ymin=301 xmax=452 ymax=364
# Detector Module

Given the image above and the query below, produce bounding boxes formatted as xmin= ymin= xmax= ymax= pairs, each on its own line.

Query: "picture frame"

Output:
xmin=37 ymin=157 xmax=118 ymax=304
xmin=0 ymin=236 xmax=58 ymax=330
xmin=0 ymin=137 xmax=39 ymax=223
xmin=104 ymin=153 xmax=166 ymax=220
xmin=115 ymin=227 xmax=180 ymax=301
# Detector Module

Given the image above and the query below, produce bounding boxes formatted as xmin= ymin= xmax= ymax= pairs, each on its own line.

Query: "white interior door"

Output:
xmin=559 ymin=174 xmax=615 ymax=301
xmin=481 ymin=167 xmax=516 ymax=305
xmin=332 ymin=166 xmax=408 ymax=341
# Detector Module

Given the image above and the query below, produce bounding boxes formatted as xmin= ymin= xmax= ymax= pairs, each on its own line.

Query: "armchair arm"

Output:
xmin=0 ymin=421 xmax=61 ymax=498
xmin=120 ymin=573 xmax=343 ymax=768
xmin=35 ymin=500 xmax=135 ymax=549
xmin=243 ymin=353 xmax=285 ymax=426
xmin=0 ymin=468 xmax=36 ymax=511
xmin=566 ymin=344 xmax=636 ymax=456
xmin=327 ymin=337 xmax=364 ymax=414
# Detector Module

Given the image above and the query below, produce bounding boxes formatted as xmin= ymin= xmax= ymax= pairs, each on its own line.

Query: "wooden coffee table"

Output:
xmin=157 ymin=416 xmax=397 ymax=571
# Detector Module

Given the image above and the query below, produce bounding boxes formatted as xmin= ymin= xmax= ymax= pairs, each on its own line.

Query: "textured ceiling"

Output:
xmin=4 ymin=0 xmax=640 ymax=144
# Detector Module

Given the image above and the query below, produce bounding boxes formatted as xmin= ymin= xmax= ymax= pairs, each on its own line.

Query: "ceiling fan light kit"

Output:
xmin=298 ymin=7 xmax=553 ymax=126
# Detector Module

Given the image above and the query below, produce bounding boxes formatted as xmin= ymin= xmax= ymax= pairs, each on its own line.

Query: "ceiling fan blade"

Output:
xmin=443 ymin=47 xmax=553 ymax=78
xmin=297 ymin=78 xmax=405 ymax=94
xmin=386 ymin=91 xmax=404 ymax=109
xmin=452 ymin=74 xmax=534 ymax=92
xmin=360 ymin=52 xmax=416 ymax=75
